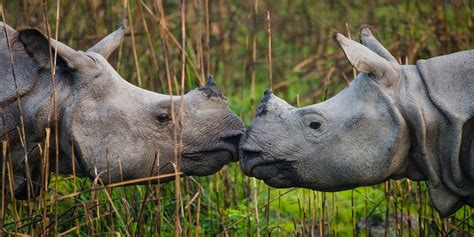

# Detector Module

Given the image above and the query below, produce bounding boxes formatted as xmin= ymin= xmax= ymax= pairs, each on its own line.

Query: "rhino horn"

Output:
xmin=87 ymin=21 xmax=126 ymax=59
xmin=200 ymin=76 xmax=225 ymax=98
xmin=256 ymin=89 xmax=293 ymax=116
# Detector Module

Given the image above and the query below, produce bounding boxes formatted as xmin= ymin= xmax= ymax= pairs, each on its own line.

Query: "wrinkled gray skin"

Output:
xmin=0 ymin=22 xmax=244 ymax=199
xmin=240 ymin=26 xmax=473 ymax=217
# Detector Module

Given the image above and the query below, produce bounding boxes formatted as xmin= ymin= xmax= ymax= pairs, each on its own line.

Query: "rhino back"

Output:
xmin=0 ymin=23 xmax=40 ymax=107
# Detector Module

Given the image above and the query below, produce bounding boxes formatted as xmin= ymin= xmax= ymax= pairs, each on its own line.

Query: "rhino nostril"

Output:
xmin=220 ymin=130 xmax=243 ymax=162
xmin=241 ymin=149 xmax=262 ymax=161
xmin=240 ymin=149 xmax=263 ymax=176
xmin=221 ymin=133 xmax=242 ymax=146
xmin=221 ymin=128 xmax=243 ymax=140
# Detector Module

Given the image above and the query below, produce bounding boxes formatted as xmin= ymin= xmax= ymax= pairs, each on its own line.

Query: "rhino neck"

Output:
xmin=396 ymin=64 xmax=473 ymax=217
xmin=0 ymin=68 xmax=75 ymax=198
xmin=1 ymin=69 xmax=73 ymax=167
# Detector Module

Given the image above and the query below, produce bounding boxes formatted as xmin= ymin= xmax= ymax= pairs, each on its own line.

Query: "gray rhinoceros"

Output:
xmin=239 ymin=26 xmax=473 ymax=217
xmin=0 ymin=22 xmax=244 ymax=199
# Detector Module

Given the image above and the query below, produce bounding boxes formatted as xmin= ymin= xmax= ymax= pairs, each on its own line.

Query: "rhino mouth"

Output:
xmin=181 ymin=150 xmax=234 ymax=176
xmin=181 ymin=130 xmax=243 ymax=176
xmin=182 ymin=148 xmax=234 ymax=162
xmin=239 ymin=148 xmax=295 ymax=182
xmin=186 ymin=131 xmax=241 ymax=158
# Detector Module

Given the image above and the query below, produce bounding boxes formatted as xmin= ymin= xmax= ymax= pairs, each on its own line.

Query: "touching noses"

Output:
xmin=221 ymin=129 xmax=244 ymax=162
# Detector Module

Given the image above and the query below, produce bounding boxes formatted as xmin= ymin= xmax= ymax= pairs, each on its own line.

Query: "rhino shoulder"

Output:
xmin=0 ymin=22 xmax=41 ymax=107
xmin=416 ymin=50 xmax=474 ymax=120
xmin=415 ymin=50 xmax=474 ymax=215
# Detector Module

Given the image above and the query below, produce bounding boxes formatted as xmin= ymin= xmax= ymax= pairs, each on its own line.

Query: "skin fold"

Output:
xmin=239 ymin=26 xmax=473 ymax=217
xmin=0 ymin=22 xmax=244 ymax=199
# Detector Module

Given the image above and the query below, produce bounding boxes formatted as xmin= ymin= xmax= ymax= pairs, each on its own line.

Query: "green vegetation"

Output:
xmin=1 ymin=0 xmax=473 ymax=235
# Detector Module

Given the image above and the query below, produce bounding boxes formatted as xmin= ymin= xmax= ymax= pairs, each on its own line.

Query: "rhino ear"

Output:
xmin=335 ymin=32 xmax=397 ymax=85
xmin=359 ymin=26 xmax=398 ymax=63
xmin=87 ymin=23 xmax=125 ymax=59
xmin=0 ymin=22 xmax=16 ymax=36
xmin=19 ymin=29 xmax=92 ymax=69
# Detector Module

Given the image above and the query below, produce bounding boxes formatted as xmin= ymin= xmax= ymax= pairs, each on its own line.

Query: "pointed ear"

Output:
xmin=87 ymin=23 xmax=125 ymax=59
xmin=18 ymin=28 xmax=91 ymax=69
xmin=0 ymin=22 xmax=16 ymax=36
xmin=359 ymin=26 xmax=397 ymax=63
xmin=335 ymin=32 xmax=397 ymax=82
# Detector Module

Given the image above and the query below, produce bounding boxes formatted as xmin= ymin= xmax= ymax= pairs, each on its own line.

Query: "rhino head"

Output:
xmin=240 ymin=26 xmax=474 ymax=217
xmin=1 ymin=22 xmax=243 ymax=198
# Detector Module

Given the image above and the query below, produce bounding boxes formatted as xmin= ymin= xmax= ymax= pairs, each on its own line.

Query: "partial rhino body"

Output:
xmin=240 ymin=26 xmax=473 ymax=217
xmin=0 ymin=22 xmax=244 ymax=199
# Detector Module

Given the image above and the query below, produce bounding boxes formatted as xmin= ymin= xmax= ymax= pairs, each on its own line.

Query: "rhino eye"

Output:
xmin=156 ymin=112 xmax=170 ymax=122
xmin=86 ymin=54 xmax=97 ymax=64
xmin=309 ymin=121 xmax=321 ymax=129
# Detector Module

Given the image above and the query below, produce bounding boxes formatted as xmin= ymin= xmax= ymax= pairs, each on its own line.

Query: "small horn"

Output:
xmin=255 ymin=89 xmax=293 ymax=117
xmin=255 ymin=89 xmax=273 ymax=116
xmin=205 ymin=75 xmax=217 ymax=87
xmin=200 ymin=76 xmax=225 ymax=98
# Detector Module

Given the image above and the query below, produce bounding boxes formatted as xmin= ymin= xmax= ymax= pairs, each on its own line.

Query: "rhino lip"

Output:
xmin=182 ymin=146 xmax=238 ymax=163
xmin=182 ymin=130 xmax=242 ymax=162
xmin=240 ymin=144 xmax=297 ymax=180
xmin=240 ymin=148 xmax=281 ymax=177
xmin=220 ymin=130 xmax=244 ymax=161
xmin=249 ymin=160 xmax=283 ymax=177
xmin=182 ymin=148 xmax=232 ymax=161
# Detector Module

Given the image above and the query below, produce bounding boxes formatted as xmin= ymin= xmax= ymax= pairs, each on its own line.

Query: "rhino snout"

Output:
xmin=220 ymin=129 xmax=245 ymax=162
xmin=239 ymin=147 xmax=263 ymax=176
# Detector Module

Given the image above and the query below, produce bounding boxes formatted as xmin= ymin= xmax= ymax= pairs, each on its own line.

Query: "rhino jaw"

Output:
xmin=239 ymin=128 xmax=299 ymax=188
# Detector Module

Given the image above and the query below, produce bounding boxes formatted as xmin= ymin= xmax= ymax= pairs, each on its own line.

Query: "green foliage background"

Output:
xmin=1 ymin=0 xmax=473 ymax=236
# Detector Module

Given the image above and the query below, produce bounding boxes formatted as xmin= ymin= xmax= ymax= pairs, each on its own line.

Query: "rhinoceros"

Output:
xmin=0 ymin=22 xmax=244 ymax=199
xmin=239 ymin=26 xmax=473 ymax=217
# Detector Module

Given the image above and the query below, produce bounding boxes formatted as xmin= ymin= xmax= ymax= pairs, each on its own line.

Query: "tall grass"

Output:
xmin=1 ymin=0 xmax=473 ymax=236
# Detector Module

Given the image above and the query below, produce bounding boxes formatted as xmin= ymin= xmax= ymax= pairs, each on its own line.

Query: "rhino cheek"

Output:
xmin=66 ymin=93 xmax=167 ymax=182
xmin=293 ymin=77 xmax=411 ymax=190
xmin=72 ymin=127 xmax=176 ymax=182
xmin=305 ymin=116 xmax=406 ymax=189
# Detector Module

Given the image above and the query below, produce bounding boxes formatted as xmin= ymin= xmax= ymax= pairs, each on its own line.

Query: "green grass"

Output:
xmin=1 ymin=0 xmax=473 ymax=236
